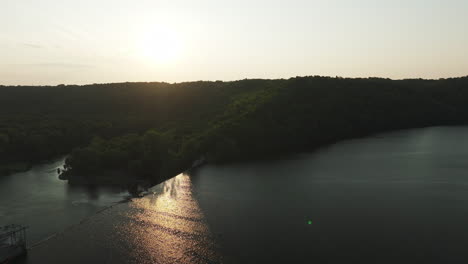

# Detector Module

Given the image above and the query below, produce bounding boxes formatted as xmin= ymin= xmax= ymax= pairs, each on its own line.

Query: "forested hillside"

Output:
xmin=1 ymin=76 xmax=468 ymax=183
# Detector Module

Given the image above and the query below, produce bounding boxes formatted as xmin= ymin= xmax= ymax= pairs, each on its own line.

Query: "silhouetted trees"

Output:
xmin=2 ymin=76 xmax=468 ymax=182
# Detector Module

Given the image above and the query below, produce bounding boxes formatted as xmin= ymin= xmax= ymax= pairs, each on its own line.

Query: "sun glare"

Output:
xmin=139 ymin=26 xmax=182 ymax=65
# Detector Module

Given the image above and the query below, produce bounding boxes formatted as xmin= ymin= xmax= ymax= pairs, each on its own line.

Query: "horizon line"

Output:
xmin=2 ymin=75 xmax=468 ymax=87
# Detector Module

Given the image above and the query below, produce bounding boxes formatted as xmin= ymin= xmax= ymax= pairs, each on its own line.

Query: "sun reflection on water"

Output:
xmin=116 ymin=173 xmax=222 ymax=264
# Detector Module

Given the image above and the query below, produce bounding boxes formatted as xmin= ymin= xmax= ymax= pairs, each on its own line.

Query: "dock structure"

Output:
xmin=0 ymin=225 xmax=27 ymax=263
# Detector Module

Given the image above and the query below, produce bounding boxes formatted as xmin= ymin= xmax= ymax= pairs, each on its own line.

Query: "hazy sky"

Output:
xmin=1 ymin=0 xmax=467 ymax=85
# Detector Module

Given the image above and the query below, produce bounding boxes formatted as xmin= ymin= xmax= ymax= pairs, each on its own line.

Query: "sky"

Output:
xmin=1 ymin=0 xmax=468 ymax=85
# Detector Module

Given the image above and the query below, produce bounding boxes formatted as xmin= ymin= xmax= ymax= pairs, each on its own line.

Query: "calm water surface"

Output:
xmin=12 ymin=126 xmax=468 ymax=263
xmin=0 ymin=157 xmax=132 ymax=245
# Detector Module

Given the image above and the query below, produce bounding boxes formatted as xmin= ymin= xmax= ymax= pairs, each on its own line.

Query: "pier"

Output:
xmin=0 ymin=225 xmax=27 ymax=263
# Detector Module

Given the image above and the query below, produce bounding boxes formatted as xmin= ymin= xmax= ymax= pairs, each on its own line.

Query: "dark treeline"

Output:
xmin=1 ymin=76 xmax=468 ymax=184
xmin=0 ymin=81 xmax=249 ymax=176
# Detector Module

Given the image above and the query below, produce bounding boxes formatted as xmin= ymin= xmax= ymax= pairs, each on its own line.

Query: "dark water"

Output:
xmin=0 ymin=157 xmax=133 ymax=246
xmin=191 ymin=126 xmax=468 ymax=263
xmin=21 ymin=174 xmax=222 ymax=264
xmin=13 ymin=126 xmax=468 ymax=263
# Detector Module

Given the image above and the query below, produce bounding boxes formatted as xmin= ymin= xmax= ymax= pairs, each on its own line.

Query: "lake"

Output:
xmin=9 ymin=126 xmax=468 ymax=263
xmin=0 ymin=157 xmax=133 ymax=246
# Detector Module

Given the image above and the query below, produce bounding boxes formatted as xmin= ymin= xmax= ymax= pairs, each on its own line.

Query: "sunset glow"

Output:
xmin=1 ymin=0 xmax=468 ymax=84
xmin=138 ymin=26 xmax=183 ymax=65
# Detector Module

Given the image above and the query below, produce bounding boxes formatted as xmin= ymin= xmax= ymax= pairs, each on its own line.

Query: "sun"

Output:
xmin=139 ymin=27 xmax=182 ymax=65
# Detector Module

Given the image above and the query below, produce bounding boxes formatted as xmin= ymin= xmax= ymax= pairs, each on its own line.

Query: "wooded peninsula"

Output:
xmin=1 ymin=76 xmax=467 ymax=185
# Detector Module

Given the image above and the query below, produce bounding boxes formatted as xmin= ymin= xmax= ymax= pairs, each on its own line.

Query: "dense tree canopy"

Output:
xmin=1 ymin=76 xmax=468 ymax=184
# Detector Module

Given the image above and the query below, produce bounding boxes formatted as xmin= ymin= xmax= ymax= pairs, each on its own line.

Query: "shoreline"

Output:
xmin=0 ymin=162 xmax=32 ymax=177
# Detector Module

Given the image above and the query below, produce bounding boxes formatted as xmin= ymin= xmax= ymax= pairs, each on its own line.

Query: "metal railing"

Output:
xmin=0 ymin=225 xmax=27 ymax=248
